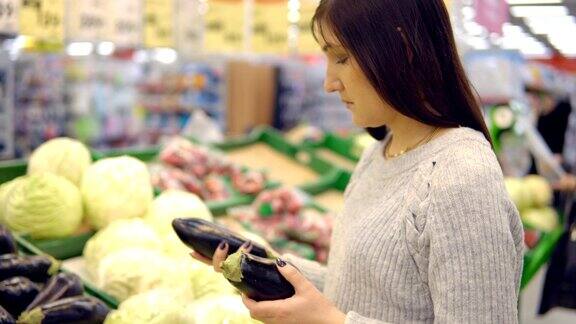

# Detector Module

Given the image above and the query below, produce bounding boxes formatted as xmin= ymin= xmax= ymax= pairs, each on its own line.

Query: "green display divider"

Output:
xmin=20 ymin=231 xmax=95 ymax=260
xmin=91 ymin=146 xmax=161 ymax=162
xmin=302 ymin=132 xmax=360 ymax=162
xmin=0 ymin=159 xmax=28 ymax=185
xmin=324 ymin=133 xmax=360 ymax=161
xmin=15 ymin=235 xmax=119 ymax=309
xmin=520 ymin=226 xmax=564 ymax=290
xmin=216 ymin=127 xmax=339 ymax=195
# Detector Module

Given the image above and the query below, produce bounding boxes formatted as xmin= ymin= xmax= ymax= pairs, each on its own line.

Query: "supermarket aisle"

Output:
xmin=521 ymin=267 xmax=576 ymax=323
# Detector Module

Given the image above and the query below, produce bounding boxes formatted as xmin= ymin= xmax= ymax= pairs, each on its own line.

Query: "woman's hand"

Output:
xmin=242 ymin=259 xmax=346 ymax=324
xmin=552 ymin=174 xmax=576 ymax=193
xmin=190 ymin=241 xmax=252 ymax=272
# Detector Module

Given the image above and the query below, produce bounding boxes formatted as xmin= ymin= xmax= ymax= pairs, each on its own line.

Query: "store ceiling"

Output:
xmin=505 ymin=0 xmax=576 ymax=57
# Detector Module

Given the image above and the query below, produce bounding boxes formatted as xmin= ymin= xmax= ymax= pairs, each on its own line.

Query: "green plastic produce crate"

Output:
xmin=20 ymin=231 xmax=95 ymax=260
xmin=0 ymin=159 xmax=28 ymax=185
xmin=216 ymin=127 xmax=341 ymax=195
xmin=307 ymin=132 xmax=360 ymax=160
xmin=301 ymin=132 xmax=360 ymax=168
xmin=90 ymin=146 xmax=161 ymax=162
xmin=15 ymin=235 xmax=119 ymax=309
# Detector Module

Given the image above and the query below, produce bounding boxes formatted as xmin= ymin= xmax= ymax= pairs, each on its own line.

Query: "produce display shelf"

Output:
xmin=15 ymin=235 xmax=119 ymax=309
xmin=520 ymin=225 xmax=564 ymax=291
xmin=303 ymin=132 xmax=360 ymax=162
xmin=215 ymin=127 xmax=341 ymax=195
xmin=217 ymin=198 xmax=331 ymax=262
xmin=92 ymin=144 xmax=271 ymax=217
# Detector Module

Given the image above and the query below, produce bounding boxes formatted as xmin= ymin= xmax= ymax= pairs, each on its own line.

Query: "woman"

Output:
xmin=193 ymin=0 xmax=524 ymax=323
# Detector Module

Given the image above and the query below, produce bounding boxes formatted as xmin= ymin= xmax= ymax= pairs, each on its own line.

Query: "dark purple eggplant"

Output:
xmin=0 ymin=304 xmax=15 ymax=324
xmin=18 ymin=296 xmax=109 ymax=324
xmin=0 ymin=255 xmax=59 ymax=283
xmin=0 ymin=277 xmax=40 ymax=317
xmin=172 ymin=218 xmax=272 ymax=259
xmin=25 ymin=273 xmax=83 ymax=311
xmin=0 ymin=226 xmax=17 ymax=256
xmin=224 ymin=252 xmax=295 ymax=301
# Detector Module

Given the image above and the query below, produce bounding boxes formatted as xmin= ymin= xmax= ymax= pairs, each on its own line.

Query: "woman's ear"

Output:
xmin=396 ymin=27 xmax=414 ymax=63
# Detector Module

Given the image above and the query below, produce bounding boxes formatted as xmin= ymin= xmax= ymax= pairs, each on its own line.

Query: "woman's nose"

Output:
xmin=324 ymin=78 xmax=343 ymax=93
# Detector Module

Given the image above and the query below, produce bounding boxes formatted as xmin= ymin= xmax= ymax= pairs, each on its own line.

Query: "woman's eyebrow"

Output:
xmin=322 ymin=43 xmax=343 ymax=52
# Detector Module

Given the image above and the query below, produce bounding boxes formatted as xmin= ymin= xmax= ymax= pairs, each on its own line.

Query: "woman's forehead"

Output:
xmin=314 ymin=22 xmax=344 ymax=51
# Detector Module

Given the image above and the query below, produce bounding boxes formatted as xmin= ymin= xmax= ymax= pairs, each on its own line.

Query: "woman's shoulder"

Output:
xmin=433 ymin=127 xmax=501 ymax=179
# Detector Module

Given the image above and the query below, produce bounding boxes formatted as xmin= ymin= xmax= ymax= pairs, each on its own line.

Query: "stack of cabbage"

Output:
xmin=0 ymin=138 xmax=154 ymax=239
xmin=505 ymin=175 xmax=559 ymax=246
xmin=83 ymin=191 xmax=260 ymax=324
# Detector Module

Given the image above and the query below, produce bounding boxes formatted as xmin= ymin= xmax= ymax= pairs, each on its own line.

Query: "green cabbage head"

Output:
xmin=145 ymin=190 xmax=212 ymax=237
xmin=4 ymin=174 xmax=83 ymax=239
xmin=81 ymin=156 xmax=153 ymax=229
xmin=28 ymin=137 xmax=92 ymax=187
xmin=0 ymin=177 xmax=26 ymax=225
xmin=83 ymin=219 xmax=164 ymax=279
xmin=182 ymin=295 xmax=262 ymax=324
xmin=104 ymin=288 xmax=189 ymax=324
xmin=96 ymin=248 xmax=178 ymax=302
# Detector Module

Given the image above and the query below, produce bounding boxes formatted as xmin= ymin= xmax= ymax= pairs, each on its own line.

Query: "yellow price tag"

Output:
xmin=205 ymin=0 xmax=244 ymax=53
xmin=252 ymin=0 xmax=288 ymax=53
xmin=68 ymin=0 xmax=107 ymax=42
xmin=297 ymin=0 xmax=320 ymax=54
xmin=104 ymin=0 xmax=142 ymax=47
xmin=144 ymin=0 xmax=175 ymax=48
xmin=19 ymin=0 xmax=64 ymax=42
xmin=177 ymin=0 xmax=203 ymax=58
xmin=0 ymin=0 xmax=18 ymax=34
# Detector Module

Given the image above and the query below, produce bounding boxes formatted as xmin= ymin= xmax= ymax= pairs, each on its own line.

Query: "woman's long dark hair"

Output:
xmin=312 ymin=0 xmax=492 ymax=144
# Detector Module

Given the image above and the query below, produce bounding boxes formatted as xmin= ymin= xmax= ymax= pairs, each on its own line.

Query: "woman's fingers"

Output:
xmin=212 ymin=241 xmax=229 ymax=272
xmin=190 ymin=251 xmax=212 ymax=266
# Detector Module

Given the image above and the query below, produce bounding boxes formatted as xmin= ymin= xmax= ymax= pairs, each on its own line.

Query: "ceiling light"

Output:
xmin=507 ymin=0 xmax=563 ymax=4
xmin=66 ymin=42 xmax=94 ymax=56
xmin=511 ymin=6 xmax=568 ymax=17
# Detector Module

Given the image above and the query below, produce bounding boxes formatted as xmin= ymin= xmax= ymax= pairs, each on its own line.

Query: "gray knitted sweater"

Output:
xmin=286 ymin=127 xmax=524 ymax=323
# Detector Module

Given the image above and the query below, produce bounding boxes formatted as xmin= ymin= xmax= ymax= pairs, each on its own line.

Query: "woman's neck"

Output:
xmin=386 ymin=115 xmax=441 ymax=157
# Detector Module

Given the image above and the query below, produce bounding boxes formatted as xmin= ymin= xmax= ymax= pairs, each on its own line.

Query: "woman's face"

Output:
xmin=318 ymin=25 xmax=397 ymax=128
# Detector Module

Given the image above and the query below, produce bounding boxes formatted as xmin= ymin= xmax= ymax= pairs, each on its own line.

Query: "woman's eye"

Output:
xmin=336 ymin=57 xmax=349 ymax=64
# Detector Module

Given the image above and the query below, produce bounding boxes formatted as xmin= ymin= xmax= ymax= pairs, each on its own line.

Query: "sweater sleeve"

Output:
xmin=282 ymin=254 xmax=327 ymax=291
xmin=344 ymin=312 xmax=392 ymax=324
xmin=423 ymin=156 xmax=524 ymax=323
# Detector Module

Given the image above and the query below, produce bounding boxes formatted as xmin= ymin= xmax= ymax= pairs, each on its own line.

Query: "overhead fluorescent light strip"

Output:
xmin=511 ymin=5 xmax=569 ymax=17
xmin=507 ymin=0 xmax=563 ymax=4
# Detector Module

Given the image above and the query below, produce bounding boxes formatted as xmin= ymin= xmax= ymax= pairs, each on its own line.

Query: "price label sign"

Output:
xmin=252 ymin=0 xmax=288 ymax=53
xmin=177 ymin=0 xmax=203 ymax=58
xmin=103 ymin=0 xmax=142 ymax=47
xmin=68 ymin=0 xmax=106 ymax=41
xmin=0 ymin=0 xmax=18 ymax=34
xmin=205 ymin=0 xmax=244 ymax=53
xmin=19 ymin=0 xmax=64 ymax=41
xmin=297 ymin=0 xmax=320 ymax=54
xmin=144 ymin=0 xmax=175 ymax=48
